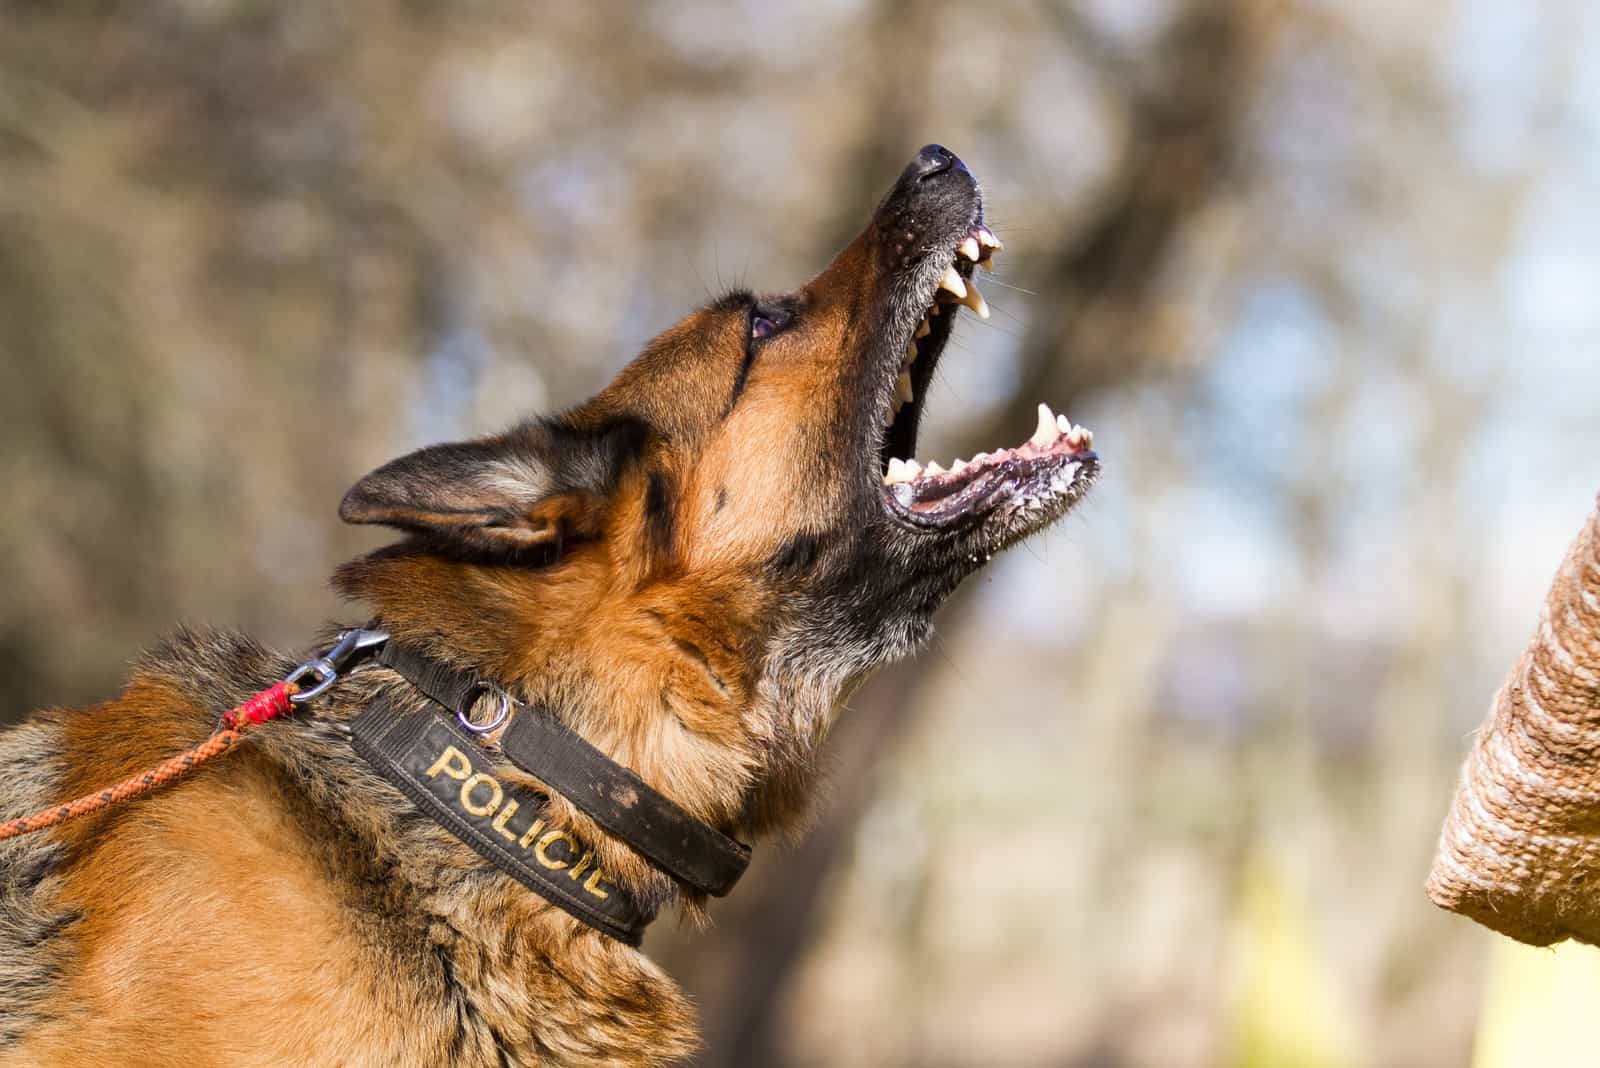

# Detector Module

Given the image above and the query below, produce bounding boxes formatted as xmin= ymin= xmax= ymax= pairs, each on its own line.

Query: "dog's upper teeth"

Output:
xmin=958 ymin=237 xmax=980 ymax=262
xmin=925 ymin=460 xmax=945 ymax=475
xmin=915 ymin=319 xmax=931 ymax=339
xmin=938 ymin=266 xmax=967 ymax=299
xmin=896 ymin=370 xmax=915 ymax=406
xmin=957 ymin=281 xmax=989 ymax=319
xmin=976 ymin=226 xmax=1000 ymax=251
xmin=1030 ymin=402 xmax=1061 ymax=448
xmin=951 ymin=458 xmax=969 ymax=473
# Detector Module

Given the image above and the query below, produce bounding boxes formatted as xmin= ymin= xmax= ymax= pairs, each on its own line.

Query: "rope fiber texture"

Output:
xmin=0 ymin=680 xmax=298 ymax=842
xmin=1428 ymin=494 xmax=1600 ymax=945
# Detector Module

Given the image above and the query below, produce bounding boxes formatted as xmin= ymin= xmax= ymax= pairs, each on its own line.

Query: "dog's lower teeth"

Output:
xmin=915 ymin=319 xmax=931 ymax=339
xmin=896 ymin=371 xmax=914 ymax=406
xmin=883 ymin=457 xmax=922 ymax=485
xmin=1030 ymin=402 xmax=1061 ymax=448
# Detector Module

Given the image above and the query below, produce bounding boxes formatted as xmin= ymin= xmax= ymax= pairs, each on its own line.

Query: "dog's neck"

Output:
xmin=335 ymin=547 xmax=836 ymax=918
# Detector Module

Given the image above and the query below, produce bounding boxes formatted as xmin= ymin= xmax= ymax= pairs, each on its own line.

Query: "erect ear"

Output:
xmin=339 ymin=419 xmax=645 ymax=554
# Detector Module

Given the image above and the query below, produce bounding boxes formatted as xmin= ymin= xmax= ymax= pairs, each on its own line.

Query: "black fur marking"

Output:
xmin=771 ymin=533 xmax=821 ymax=574
xmin=728 ymin=345 xmax=758 ymax=410
xmin=644 ymin=472 xmax=675 ymax=559
xmin=709 ymin=288 xmax=755 ymax=313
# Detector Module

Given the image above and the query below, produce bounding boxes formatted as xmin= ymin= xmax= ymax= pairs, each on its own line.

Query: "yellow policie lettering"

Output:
xmin=425 ymin=745 xmax=472 ymax=782
xmin=492 ymin=798 xmax=522 ymax=841
xmin=460 ymin=777 xmax=502 ymax=818
xmin=423 ymin=744 xmax=616 ymax=901
xmin=518 ymin=817 xmax=548 ymax=850
xmin=535 ymin=829 xmax=576 ymax=870
xmin=459 ymin=773 xmax=503 ymax=817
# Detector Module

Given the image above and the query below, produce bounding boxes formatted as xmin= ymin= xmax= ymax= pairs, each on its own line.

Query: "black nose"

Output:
xmin=912 ymin=144 xmax=969 ymax=182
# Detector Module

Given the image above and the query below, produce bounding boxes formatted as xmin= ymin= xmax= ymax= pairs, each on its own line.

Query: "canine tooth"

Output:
xmin=958 ymin=237 xmax=980 ymax=262
xmin=1030 ymin=403 xmax=1060 ymax=448
xmin=938 ymin=266 xmax=967 ymax=299
xmin=896 ymin=371 xmax=915 ymax=405
xmin=915 ymin=319 xmax=931 ymax=339
xmin=958 ymin=282 xmax=989 ymax=319
xmin=925 ymin=460 xmax=945 ymax=475
xmin=1056 ymin=413 xmax=1072 ymax=434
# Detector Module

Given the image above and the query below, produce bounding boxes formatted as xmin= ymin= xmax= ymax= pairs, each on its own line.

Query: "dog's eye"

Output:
xmin=750 ymin=308 xmax=791 ymax=340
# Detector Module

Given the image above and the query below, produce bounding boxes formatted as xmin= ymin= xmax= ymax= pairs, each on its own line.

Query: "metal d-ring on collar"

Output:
xmin=457 ymin=681 xmax=512 ymax=734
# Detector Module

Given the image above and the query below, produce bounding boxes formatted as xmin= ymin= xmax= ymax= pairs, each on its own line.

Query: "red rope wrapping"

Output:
xmin=0 ymin=680 xmax=299 ymax=842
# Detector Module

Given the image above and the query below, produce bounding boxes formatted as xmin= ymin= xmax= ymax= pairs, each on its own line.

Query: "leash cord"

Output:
xmin=0 ymin=627 xmax=389 ymax=842
xmin=0 ymin=680 xmax=300 ymax=842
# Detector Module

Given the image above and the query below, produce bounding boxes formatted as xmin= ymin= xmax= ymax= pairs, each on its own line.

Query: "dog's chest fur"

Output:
xmin=0 ymin=630 xmax=698 ymax=1067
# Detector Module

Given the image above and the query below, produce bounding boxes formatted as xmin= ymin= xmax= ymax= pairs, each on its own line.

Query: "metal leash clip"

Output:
xmin=285 ymin=628 xmax=391 ymax=704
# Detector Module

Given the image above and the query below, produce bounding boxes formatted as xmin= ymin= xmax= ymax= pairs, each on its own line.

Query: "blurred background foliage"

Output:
xmin=3 ymin=1 xmax=1599 ymax=1065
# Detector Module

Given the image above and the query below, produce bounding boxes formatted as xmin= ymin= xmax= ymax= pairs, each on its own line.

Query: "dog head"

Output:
xmin=336 ymin=145 xmax=1097 ymax=835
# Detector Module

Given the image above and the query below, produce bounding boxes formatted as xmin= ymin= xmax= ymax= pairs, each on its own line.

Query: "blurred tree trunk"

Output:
xmin=651 ymin=3 xmax=1278 ymax=1064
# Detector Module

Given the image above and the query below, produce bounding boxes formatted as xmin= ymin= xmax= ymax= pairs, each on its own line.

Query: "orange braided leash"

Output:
xmin=0 ymin=680 xmax=299 ymax=842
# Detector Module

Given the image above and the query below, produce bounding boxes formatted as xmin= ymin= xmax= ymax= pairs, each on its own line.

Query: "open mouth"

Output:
xmin=875 ymin=221 xmax=1099 ymax=534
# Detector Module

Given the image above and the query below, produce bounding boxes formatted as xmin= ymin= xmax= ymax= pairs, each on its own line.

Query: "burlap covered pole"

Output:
xmin=1428 ymin=493 xmax=1600 ymax=945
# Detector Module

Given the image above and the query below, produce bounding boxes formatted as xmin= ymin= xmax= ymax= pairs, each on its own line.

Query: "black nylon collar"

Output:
xmin=373 ymin=642 xmax=752 ymax=899
xmin=348 ymin=695 xmax=655 ymax=944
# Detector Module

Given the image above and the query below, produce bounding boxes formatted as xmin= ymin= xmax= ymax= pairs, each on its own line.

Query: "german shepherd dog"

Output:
xmin=0 ymin=146 xmax=1096 ymax=1066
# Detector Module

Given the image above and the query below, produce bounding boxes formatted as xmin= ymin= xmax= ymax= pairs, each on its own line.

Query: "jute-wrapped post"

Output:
xmin=1428 ymin=494 xmax=1600 ymax=945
